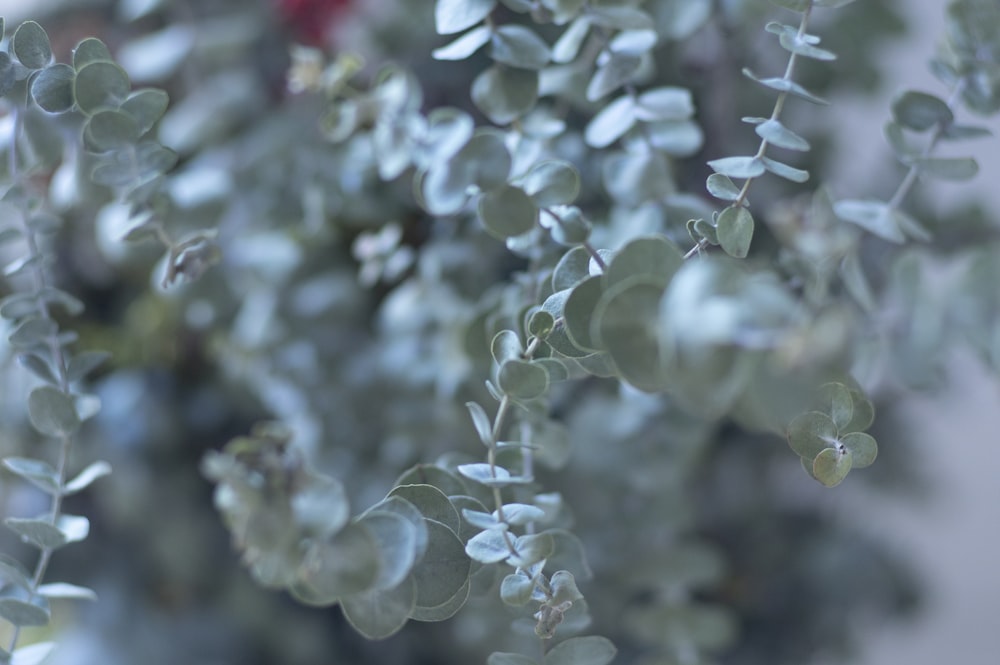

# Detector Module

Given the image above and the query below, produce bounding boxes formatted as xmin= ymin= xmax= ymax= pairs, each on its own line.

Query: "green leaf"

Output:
xmin=492 ymin=329 xmax=524 ymax=365
xmin=500 ymin=572 xmax=534 ymax=606
xmin=587 ymin=6 xmax=654 ymax=30
xmin=812 ymin=446 xmax=852 ymax=487
xmin=466 ymin=528 xmax=510 ymax=563
xmin=706 ymin=174 xmax=742 ymax=202
xmin=940 ymin=123 xmax=992 ymax=140
xmin=457 ymin=462 xmax=529 ymax=488
xmin=491 ymin=25 xmax=550 ymax=70
xmin=717 ymin=206 xmax=754 ymax=258
xmin=394 ymin=465 xmax=468 ymax=497
xmin=433 ymin=25 xmax=492 ymax=60
xmin=388 ymin=485 xmax=461 ymax=535
xmin=411 ymin=519 xmax=471 ymax=609
xmin=17 ymin=353 xmax=57 ymax=385
xmin=761 ymin=156 xmax=809 ymax=183
xmin=7 ymin=319 xmax=57 ymax=349
xmin=834 ymin=199 xmax=905 ymax=243
xmin=845 ymin=389 xmax=875 ymax=432
xmin=586 ymin=53 xmax=641 ymax=101
xmin=436 ymin=0 xmax=497 ymax=35
xmin=584 ymin=95 xmax=635 ymax=148
xmin=478 ymin=185 xmax=538 ymax=240
xmin=528 ymin=310 xmax=556 ymax=338
xmin=544 ymin=636 xmax=617 ymax=665
xmin=634 ymin=86 xmax=694 ymax=121
xmin=707 ymin=156 xmax=765 ymax=179
xmin=28 ymin=386 xmax=81 ymax=438
xmin=0 ymin=555 xmax=32 ymax=590
xmin=358 ymin=512 xmax=419 ymax=591
xmin=593 ymin=278 xmax=668 ymax=392
xmin=300 ymin=523 xmax=381 ymax=601
xmin=770 ymin=24 xmax=836 ymax=61
xmin=563 ymin=276 xmax=604 ymax=351
xmin=63 ymin=460 xmax=112 ymax=495
xmin=340 ymin=576 xmax=416 ymax=640
xmin=410 ymin=577 xmax=469 ymax=622
xmin=507 ymin=531 xmax=554 ymax=567
xmin=0 ymin=593 xmax=49 ymax=628
xmin=645 ymin=119 xmax=704 ymax=156
xmin=552 ymin=246 xmax=591 ymax=291
xmin=13 ymin=22 xmax=52 ymax=69
xmin=786 ymin=411 xmax=837 ymax=461
xmin=84 ymin=110 xmax=141 ymax=152
xmin=462 ymin=508 xmax=501 ymax=530
xmin=523 ymin=161 xmax=580 ymax=207
xmin=818 ymin=383 xmax=854 ymax=431
xmin=121 ymin=89 xmax=169 ymax=134
xmin=552 ymin=16 xmax=591 ymax=63
xmin=31 ymin=64 xmax=75 ymax=113
xmin=6 ymin=515 xmax=88 ymax=549
xmin=2 ymin=457 xmax=59 ymax=494
xmin=489 ymin=654 xmax=537 ymax=665
xmin=499 ymin=503 xmax=545 ymax=526
xmin=74 ymin=61 xmax=131 ymax=114
xmin=755 ymin=118 xmax=810 ymax=151
xmin=913 ymin=156 xmax=979 ymax=181
xmin=742 ymin=68 xmax=828 ymax=104
xmin=549 ymin=570 xmax=583 ymax=604
xmin=466 ymin=402 xmax=494 ymax=447
xmin=471 ymin=65 xmax=538 ymax=125
xmin=36 ymin=582 xmax=97 ymax=601
xmin=73 ymin=38 xmax=113 ymax=70
xmin=604 ymin=236 xmax=683 ymax=290
xmin=842 ymin=432 xmax=877 ymax=468
xmin=892 ymin=90 xmax=953 ymax=131
xmin=498 ymin=359 xmax=549 ymax=400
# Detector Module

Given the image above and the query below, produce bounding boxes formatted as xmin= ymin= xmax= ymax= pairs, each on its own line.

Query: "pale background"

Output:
xmin=0 ymin=0 xmax=998 ymax=663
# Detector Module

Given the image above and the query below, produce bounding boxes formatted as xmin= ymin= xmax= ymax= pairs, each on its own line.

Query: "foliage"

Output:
xmin=1 ymin=0 xmax=997 ymax=663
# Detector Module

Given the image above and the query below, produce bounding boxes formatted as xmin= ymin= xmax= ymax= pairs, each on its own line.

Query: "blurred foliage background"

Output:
xmin=4 ymin=0 xmax=981 ymax=662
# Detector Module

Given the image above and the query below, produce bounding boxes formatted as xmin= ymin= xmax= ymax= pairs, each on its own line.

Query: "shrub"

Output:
xmin=1 ymin=0 xmax=995 ymax=663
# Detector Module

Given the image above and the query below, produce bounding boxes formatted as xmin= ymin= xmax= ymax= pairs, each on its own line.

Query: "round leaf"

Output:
xmin=563 ymin=276 xmax=604 ymax=351
xmin=13 ymin=21 xmax=52 ymax=69
xmin=299 ymin=523 xmax=380 ymax=601
xmin=84 ymin=110 xmax=141 ymax=152
xmin=388 ymin=484 xmax=461 ymax=535
xmin=498 ymin=359 xmax=549 ymax=400
xmin=478 ymin=185 xmax=538 ymax=240
xmin=786 ymin=411 xmax=837 ymax=461
xmin=436 ymin=0 xmax=497 ymax=35
xmin=717 ymin=206 xmax=754 ymax=258
xmin=73 ymin=37 xmax=113 ymax=70
xmin=74 ymin=61 xmax=131 ymax=114
xmin=812 ymin=446 xmax=852 ymax=487
xmin=472 ymin=65 xmax=538 ymax=125
xmin=411 ymin=519 xmax=471 ymax=609
xmin=593 ymin=278 xmax=668 ymax=392
xmin=891 ymin=90 xmax=953 ymax=131
xmin=523 ymin=160 xmax=580 ymax=207
xmin=340 ymin=576 xmax=416 ymax=640
xmin=491 ymin=25 xmax=551 ymax=70
xmin=359 ymin=511 xmax=419 ymax=591
xmin=584 ymin=95 xmax=635 ymax=148
xmin=31 ymin=64 xmax=75 ymax=113
xmin=841 ymin=432 xmax=877 ymax=468
xmin=28 ymin=386 xmax=81 ymax=438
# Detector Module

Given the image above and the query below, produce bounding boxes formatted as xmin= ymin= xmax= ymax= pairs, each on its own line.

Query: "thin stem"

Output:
xmin=885 ymin=77 xmax=969 ymax=212
xmin=688 ymin=2 xmax=814 ymax=258
xmin=4 ymin=107 xmax=81 ymax=655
